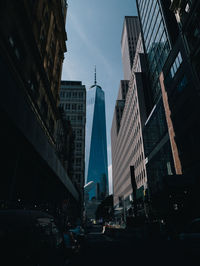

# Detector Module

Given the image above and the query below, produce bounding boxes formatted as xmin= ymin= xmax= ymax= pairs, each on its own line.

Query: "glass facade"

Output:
xmin=136 ymin=0 xmax=176 ymax=193
xmin=85 ymin=85 xmax=108 ymax=200
xmin=143 ymin=100 xmax=167 ymax=157
xmin=146 ymin=140 xmax=175 ymax=196
xmin=137 ymin=0 xmax=171 ymax=104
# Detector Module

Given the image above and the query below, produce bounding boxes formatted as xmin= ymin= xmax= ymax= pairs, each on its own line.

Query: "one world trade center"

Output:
xmin=85 ymin=69 xmax=108 ymax=201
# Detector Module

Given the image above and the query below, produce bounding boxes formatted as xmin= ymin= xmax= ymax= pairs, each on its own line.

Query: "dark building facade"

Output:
xmin=158 ymin=0 xmax=200 ymax=220
xmin=136 ymin=0 xmax=200 ymax=222
xmin=135 ymin=0 xmax=181 ymax=217
xmin=56 ymin=106 xmax=74 ymax=175
xmin=0 ymin=0 xmax=79 ymax=219
xmin=59 ymin=81 xmax=86 ymax=202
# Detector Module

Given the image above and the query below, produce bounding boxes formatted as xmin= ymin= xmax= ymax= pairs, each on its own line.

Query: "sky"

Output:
xmin=61 ymin=0 xmax=138 ymax=194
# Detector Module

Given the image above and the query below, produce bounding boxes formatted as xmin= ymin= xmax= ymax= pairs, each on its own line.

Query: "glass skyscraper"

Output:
xmin=85 ymin=74 xmax=108 ymax=201
xmin=136 ymin=0 xmax=171 ymax=104
xmin=136 ymin=0 xmax=176 ymax=195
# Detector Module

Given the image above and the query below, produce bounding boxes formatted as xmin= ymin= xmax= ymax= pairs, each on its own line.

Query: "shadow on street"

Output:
xmin=68 ymin=225 xmax=200 ymax=266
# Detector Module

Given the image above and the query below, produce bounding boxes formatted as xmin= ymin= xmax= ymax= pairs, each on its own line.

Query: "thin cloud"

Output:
xmin=68 ymin=13 xmax=114 ymax=79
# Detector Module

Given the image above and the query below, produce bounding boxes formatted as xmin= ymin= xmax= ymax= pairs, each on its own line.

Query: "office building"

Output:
xmin=59 ymin=81 xmax=86 ymax=199
xmin=111 ymin=34 xmax=148 ymax=216
xmin=158 ymin=0 xmax=200 ymax=219
xmin=56 ymin=106 xmax=74 ymax=174
xmin=135 ymin=0 xmax=200 ymax=223
xmin=113 ymin=80 xmax=129 ymax=134
xmin=121 ymin=16 xmax=141 ymax=80
xmin=85 ymin=73 xmax=108 ymax=201
xmin=0 ymin=1 xmax=79 ymax=213
xmin=136 ymin=0 xmax=180 ymax=200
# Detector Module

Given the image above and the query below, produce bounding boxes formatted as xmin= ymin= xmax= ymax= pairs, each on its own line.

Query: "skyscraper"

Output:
xmin=111 ymin=32 xmax=148 ymax=215
xmin=60 ymin=81 xmax=86 ymax=194
xmin=121 ymin=16 xmax=140 ymax=80
xmin=0 ymin=0 xmax=80 ymax=207
xmin=159 ymin=0 xmax=200 ymax=219
xmin=136 ymin=0 xmax=178 ymax=197
xmin=85 ymin=70 xmax=108 ymax=201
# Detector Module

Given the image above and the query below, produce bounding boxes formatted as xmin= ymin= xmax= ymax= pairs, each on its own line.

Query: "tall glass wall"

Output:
xmin=137 ymin=0 xmax=171 ymax=104
xmin=85 ymin=85 xmax=108 ymax=200
xmin=143 ymin=100 xmax=167 ymax=157
xmin=136 ymin=0 xmax=175 ymax=193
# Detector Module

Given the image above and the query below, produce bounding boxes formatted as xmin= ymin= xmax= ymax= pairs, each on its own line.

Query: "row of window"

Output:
xmin=115 ymin=144 xmax=145 ymax=192
xmin=71 ymin=158 xmax=82 ymax=166
xmin=75 ymin=173 xmax=82 ymax=183
xmin=143 ymin=0 xmax=159 ymax=43
xmin=66 ymin=115 xmax=83 ymax=122
xmin=138 ymin=0 xmax=171 ymax=105
xmin=136 ymin=169 xmax=146 ymax=184
xmin=170 ymin=52 xmax=183 ymax=78
xmin=134 ymin=145 xmax=144 ymax=169
xmin=60 ymin=103 xmax=84 ymax=111
xmin=164 ymin=52 xmax=184 ymax=87
xmin=143 ymin=101 xmax=167 ymax=157
xmin=60 ymin=91 xmax=84 ymax=99
xmin=8 ymin=34 xmax=57 ymax=136
xmin=148 ymin=40 xmax=169 ymax=78
xmin=76 ymin=142 xmax=83 ymax=152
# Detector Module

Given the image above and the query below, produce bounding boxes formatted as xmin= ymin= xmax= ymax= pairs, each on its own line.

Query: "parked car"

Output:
xmin=0 ymin=209 xmax=68 ymax=266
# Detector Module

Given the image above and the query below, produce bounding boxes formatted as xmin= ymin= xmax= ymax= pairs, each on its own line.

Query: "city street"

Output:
xmin=1 ymin=1 xmax=200 ymax=266
xmin=68 ymin=225 xmax=200 ymax=266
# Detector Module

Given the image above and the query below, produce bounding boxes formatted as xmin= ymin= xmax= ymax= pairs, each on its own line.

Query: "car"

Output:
xmin=0 ymin=209 xmax=67 ymax=266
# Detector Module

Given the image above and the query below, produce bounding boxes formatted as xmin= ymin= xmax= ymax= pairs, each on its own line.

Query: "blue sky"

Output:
xmin=61 ymin=0 xmax=138 ymax=193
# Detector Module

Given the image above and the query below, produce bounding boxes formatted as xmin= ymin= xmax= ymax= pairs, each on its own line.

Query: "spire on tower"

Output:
xmin=90 ymin=65 xmax=102 ymax=89
xmin=94 ymin=65 xmax=97 ymax=85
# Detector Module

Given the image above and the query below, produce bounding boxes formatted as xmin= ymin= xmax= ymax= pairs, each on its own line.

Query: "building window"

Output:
xmin=170 ymin=52 xmax=183 ymax=78
xmin=79 ymin=92 xmax=83 ymax=98
xmin=60 ymin=91 xmax=65 ymax=98
xmin=77 ymin=116 xmax=82 ymax=121
xmin=66 ymin=92 xmax=71 ymax=98
xmin=76 ymin=158 xmax=81 ymax=166
xmin=72 ymin=104 xmax=77 ymax=110
xmin=65 ymin=103 xmax=70 ymax=110
xmin=77 ymin=129 xmax=82 ymax=136
xmin=76 ymin=174 xmax=81 ymax=183
xmin=78 ymin=104 xmax=83 ymax=110
xmin=71 ymin=116 xmax=76 ymax=121
xmin=76 ymin=143 xmax=82 ymax=151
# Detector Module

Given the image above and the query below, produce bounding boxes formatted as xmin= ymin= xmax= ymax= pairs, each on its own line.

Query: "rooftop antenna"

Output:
xmin=94 ymin=65 xmax=97 ymax=85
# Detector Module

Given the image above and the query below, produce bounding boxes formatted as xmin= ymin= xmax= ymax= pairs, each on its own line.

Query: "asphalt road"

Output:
xmin=68 ymin=225 xmax=200 ymax=266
